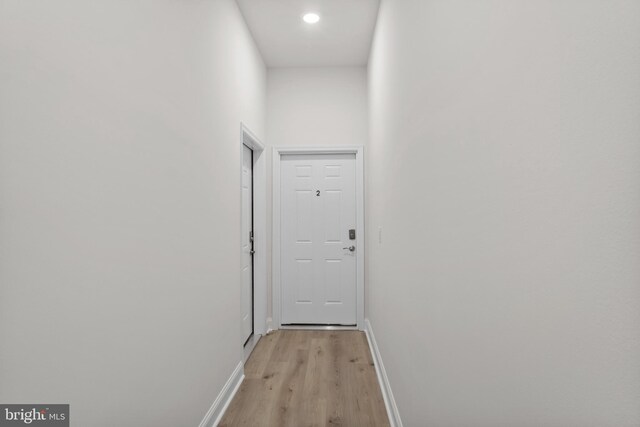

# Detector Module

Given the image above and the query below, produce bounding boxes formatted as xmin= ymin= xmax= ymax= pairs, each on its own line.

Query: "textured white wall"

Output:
xmin=266 ymin=67 xmax=368 ymax=319
xmin=0 ymin=1 xmax=265 ymax=426
xmin=367 ymin=1 xmax=640 ymax=425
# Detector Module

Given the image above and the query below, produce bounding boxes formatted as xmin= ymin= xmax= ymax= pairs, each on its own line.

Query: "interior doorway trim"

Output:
xmin=240 ymin=123 xmax=267 ymax=345
xmin=272 ymin=146 xmax=365 ymax=331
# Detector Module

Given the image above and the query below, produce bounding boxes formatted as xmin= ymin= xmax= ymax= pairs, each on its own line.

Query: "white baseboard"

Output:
xmin=198 ymin=361 xmax=244 ymax=427
xmin=364 ymin=318 xmax=403 ymax=427
xmin=243 ymin=334 xmax=261 ymax=363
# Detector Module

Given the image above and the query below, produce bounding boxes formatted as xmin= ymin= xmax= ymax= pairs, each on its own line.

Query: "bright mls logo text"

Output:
xmin=4 ymin=408 xmax=65 ymax=424
xmin=0 ymin=405 xmax=69 ymax=426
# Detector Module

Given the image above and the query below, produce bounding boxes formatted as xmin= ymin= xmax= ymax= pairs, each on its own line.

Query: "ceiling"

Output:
xmin=236 ymin=0 xmax=380 ymax=68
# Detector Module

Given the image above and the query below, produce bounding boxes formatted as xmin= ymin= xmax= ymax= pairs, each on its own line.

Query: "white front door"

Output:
xmin=241 ymin=144 xmax=253 ymax=343
xmin=281 ymin=153 xmax=357 ymax=325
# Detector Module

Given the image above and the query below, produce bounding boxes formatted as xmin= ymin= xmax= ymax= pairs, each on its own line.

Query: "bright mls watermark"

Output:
xmin=0 ymin=405 xmax=68 ymax=426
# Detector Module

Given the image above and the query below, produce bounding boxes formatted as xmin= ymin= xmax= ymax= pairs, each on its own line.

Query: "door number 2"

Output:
xmin=316 ymin=190 xmax=320 ymax=197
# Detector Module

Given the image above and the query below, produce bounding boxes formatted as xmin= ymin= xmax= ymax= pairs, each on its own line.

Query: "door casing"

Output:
xmin=241 ymin=143 xmax=254 ymax=343
xmin=273 ymin=146 xmax=365 ymax=331
xmin=240 ymin=123 xmax=266 ymax=362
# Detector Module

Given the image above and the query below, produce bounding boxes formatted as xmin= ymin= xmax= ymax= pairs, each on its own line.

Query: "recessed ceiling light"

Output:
xmin=303 ymin=13 xmax=320 ymax=24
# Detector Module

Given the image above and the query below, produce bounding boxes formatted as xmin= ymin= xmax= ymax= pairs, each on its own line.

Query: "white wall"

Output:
xmin=0 ymin=1 xmax=265 ymax=426
xmin=367 ymin=1 xmax=640 ymax=426
xmin=266 ymin=67 xmax=368 ymax=320
xmin=268 ymin=67 xmax=368 ymax=147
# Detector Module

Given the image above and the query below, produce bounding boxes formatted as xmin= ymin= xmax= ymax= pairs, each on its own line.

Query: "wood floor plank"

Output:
xmin=219 ymin=330 xmax=390 ymax=427
xmin=244 ymin=332 xmax=279 ymax=379
xmin=269 ymin=330 xmax=296 ymax=363
xmin=269 ymin=349 xmax=308 ymax=427
xmin=301 ymin=336 xmax=330 ymax=427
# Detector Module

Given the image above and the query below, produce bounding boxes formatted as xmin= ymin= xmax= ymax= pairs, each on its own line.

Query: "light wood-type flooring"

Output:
xmin=219 ymin=330 xmax=390 ymax=427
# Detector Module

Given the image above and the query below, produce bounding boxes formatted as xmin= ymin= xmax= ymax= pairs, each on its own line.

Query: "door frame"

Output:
xmin=240 ymin=123 xmax=267 ymax=359
xmin=272 ymin=146 xmax=365 ymax=331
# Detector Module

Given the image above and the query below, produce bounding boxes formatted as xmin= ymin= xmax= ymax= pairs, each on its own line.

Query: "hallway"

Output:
xmin=220 ymin=331 xmax=389 ymax=427
xmin=1 ymin=1 xmax=639 ymax=426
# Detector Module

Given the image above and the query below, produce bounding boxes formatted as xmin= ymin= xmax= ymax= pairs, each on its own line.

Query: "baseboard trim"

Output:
xmin=243 ymin=333 xmax=261 ymax=363
xmin=198 ymin=361 xmax=244 ymax=427
xmin=364 ymin=318 xmax=403 ymax=427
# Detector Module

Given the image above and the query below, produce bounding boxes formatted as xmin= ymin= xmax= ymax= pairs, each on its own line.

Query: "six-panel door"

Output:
xmin=281 ymin=153 xmax=357 ymax=325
